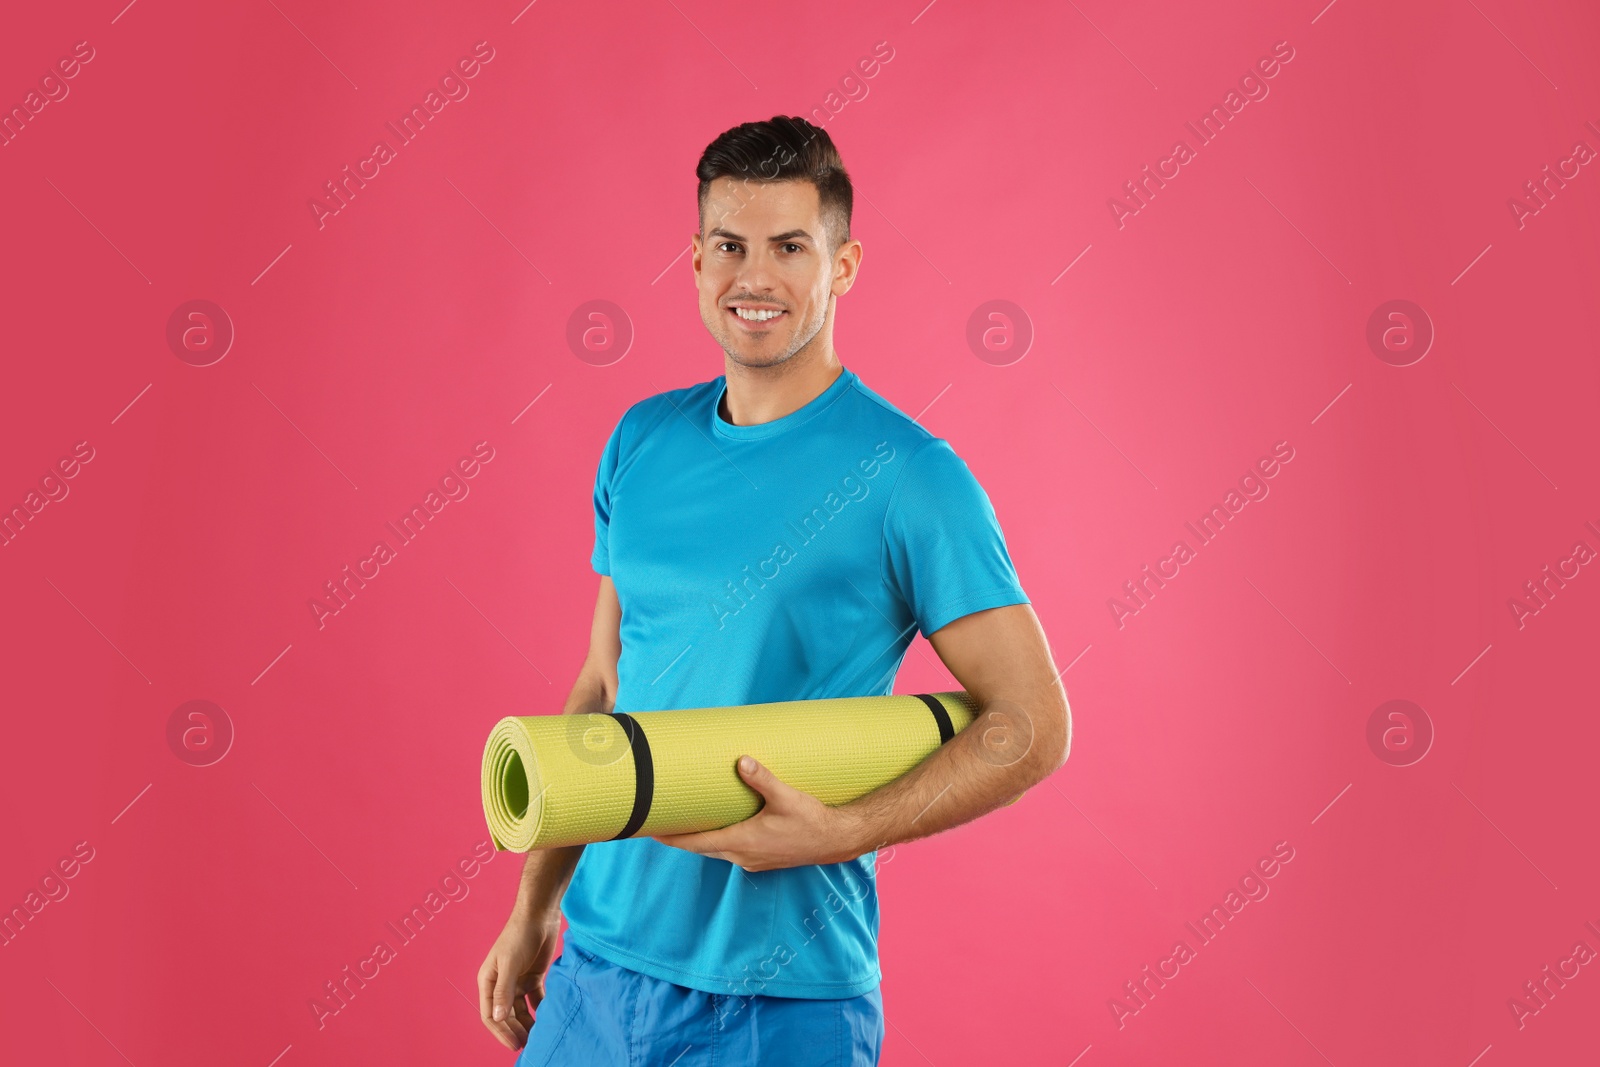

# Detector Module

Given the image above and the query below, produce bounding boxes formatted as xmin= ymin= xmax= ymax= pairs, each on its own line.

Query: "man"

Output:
xmin=479 ymin=115 xmax=1070 ymax=1066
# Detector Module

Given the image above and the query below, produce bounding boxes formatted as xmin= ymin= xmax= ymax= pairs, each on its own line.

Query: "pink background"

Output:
xmin=2 ymin=0 xmax=1597 ymax=1064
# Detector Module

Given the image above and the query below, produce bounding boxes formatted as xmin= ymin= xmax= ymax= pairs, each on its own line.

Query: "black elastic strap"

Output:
xmin=608 ymin=713 xmax=654 ymax=840
xmin=913 ymin=693 xmax=955 ymax=745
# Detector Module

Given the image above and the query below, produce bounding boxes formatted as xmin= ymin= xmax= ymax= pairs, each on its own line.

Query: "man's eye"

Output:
xmin=783 ymin=243 xmax=803 ymax=253
xmin=718 ymin=242 xmax=741 ymax=253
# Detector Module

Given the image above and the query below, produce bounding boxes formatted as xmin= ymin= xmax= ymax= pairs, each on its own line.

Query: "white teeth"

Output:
xmin=734 ymin=307 xmax=782 ymax=321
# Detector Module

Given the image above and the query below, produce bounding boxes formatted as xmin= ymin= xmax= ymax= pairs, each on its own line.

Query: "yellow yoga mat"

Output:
xmin=481 ymin=691 xmax=995 ymax=852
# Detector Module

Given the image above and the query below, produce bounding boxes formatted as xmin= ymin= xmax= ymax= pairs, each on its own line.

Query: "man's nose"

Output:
xmin=733 ymin=254 xmax=779 ymax=293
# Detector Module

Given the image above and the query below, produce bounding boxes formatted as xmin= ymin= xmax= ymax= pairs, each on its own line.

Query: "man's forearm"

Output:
xmin=837 ymin=692 xmax=1068 ymax=859
xmin=509 ymin=667 xmax=616 ymax=920
xmin=511 ymin=844 xmax=583 ymax=920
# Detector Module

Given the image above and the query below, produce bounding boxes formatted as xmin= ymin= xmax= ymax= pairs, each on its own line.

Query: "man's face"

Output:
xmin=693 ymin=177 xmax=860 ymax=369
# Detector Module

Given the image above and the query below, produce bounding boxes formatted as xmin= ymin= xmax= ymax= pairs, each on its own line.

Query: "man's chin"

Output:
xmin=723 ymin=345 xmax=794 ymax=369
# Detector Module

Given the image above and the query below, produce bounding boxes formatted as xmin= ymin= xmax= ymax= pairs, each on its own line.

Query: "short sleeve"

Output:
xmin=881 ymin=437 xmax=1030 ymax=637
xmin=590 ymin=415 xmax=625 ymax=576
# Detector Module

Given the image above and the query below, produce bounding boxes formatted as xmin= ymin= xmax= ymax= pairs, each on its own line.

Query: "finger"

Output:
xmin=736 ymin=758 xmax=812 ymax=809
xmin=505 ymin=1010 xmax=529 ymax=1048
xmin=485 ymin=995 xmax=527 ymax=1051
xmin=478 ymin=963 xmax=518 ymax=1049
xmin=477 ymin=958 xmax=498 ymax=1025
xmin=481 ymin=1005 xmax=517 ymax=1050
xmin=510 ymin=995 xmax=534 ymax=1044
xmin=491 ymin=957 xmax=516 ymax=1025
xmin=657 ymin=835 xmax=749 ymax=871
xmin=658 ymin=824 xmax=748 ymax=857
xmin=737 ymin=756 xmax=804 ymax=806
xmin=653 ymin=833 xmax=707 ymax=853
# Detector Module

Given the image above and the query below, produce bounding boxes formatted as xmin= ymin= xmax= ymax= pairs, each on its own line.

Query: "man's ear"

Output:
xmin=832 ymin=239 xmax=862 ymax=297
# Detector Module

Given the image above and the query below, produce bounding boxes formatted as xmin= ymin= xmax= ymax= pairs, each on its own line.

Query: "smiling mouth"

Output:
xmin=728 ymin=306 xmax=786 ymax=328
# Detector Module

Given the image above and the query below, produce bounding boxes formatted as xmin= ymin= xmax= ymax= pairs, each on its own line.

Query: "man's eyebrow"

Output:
xmin=708 ymin=228 xmax=815 ymax=244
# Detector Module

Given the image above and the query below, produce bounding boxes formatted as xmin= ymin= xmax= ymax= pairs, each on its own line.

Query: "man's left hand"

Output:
xmin=652 ymin=756 xmax=865 ymax=872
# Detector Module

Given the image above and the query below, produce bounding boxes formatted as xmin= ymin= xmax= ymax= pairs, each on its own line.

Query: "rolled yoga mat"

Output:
xmin=481 ymin=691 xmax=1010 ymax=852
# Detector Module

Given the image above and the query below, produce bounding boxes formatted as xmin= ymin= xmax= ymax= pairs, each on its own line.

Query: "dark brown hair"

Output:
xmin=696 ymin=115 xmax=853 ymax=256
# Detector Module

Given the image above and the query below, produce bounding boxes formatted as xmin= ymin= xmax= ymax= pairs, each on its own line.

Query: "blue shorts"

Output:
xmin=515 ymin=941 xmax=885 ymax=1066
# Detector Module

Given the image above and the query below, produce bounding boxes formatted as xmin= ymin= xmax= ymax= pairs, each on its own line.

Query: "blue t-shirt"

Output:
xmin=559 ymin=365 xmax=1030 ymax=999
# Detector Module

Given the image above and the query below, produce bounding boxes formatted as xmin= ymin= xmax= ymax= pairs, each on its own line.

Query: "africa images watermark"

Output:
xmin=0 ymin=440 xmax=96 ymax=549
xmin=713 ymin=847 xmax=899 ymax=1030
xmin=0 ymin=39 xmax=96 ymax=150
xmin=308 ymin=41 xmax=497 ymax=229
xmin=308 ymin=840 xmax=497 ymax=1030
xmin=1506 ymin=519 xmax=1598 ymax=630
xmin=1 ymin=840 xmax=97 ymax=949
xmin=1506 ymin=916 xmax=1600 ymax=1031
xmin=799 ymin=40 xmax=896 ymax=131
xmin=1107 ymin=441 xmax=1296 ymax=629
xmin=1108 ymin=39 xmax=1297 ymax=229
xmin=707 ymin=442 xmax=898 ymax=630
xmin=1108 ymin=840 xmax=1297 ymax=1028
xmin=308 ymin=441 xmax=496 ymax=629
xmin=1506 ymin=119 xmax=1600 ymax=231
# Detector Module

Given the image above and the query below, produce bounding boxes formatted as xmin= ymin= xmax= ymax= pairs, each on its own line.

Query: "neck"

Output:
xmin=720 ymin=348 xmax=844 ymax=427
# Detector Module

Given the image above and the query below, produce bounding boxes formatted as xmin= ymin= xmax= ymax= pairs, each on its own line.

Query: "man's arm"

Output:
xmin=477 ymin=576 xmax=620 ymax=1051
xmin=653 ymin=602 xmax=1071 ymax=871
xmin=835 ymin=602 xmax=1070 ymax=855
xmin=505 ymin=575 xmax=621 ymax=916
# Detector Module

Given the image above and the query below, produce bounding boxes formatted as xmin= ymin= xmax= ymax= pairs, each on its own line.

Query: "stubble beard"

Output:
xmin=715 ymin=303 xmax=826 ymax=372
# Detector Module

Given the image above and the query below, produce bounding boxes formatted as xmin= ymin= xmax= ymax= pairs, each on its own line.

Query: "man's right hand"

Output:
xmin=477 ymin=911 xmax=563 ymax=1050
xmin=479 ymin=577 xmax=617 ymax=1050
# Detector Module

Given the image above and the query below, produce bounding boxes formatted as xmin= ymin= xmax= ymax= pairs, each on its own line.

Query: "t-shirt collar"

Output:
xmin=711 ymin=366 xmax=855 ymax=441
